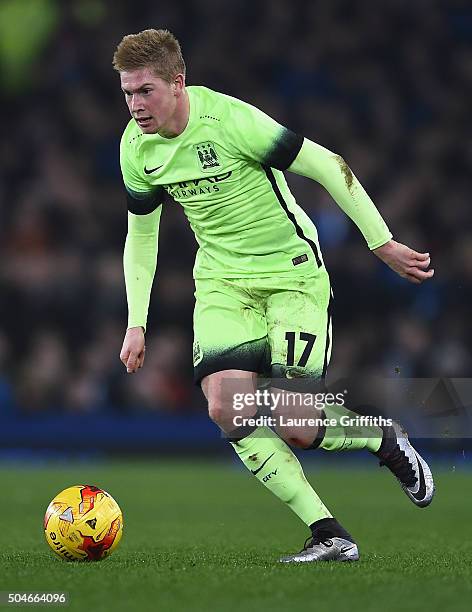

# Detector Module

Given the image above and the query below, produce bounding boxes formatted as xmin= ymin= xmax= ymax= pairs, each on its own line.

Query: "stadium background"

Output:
xmin=0 ymin=0 xmax=470 ymax=449
xmin=1 ymin=2 xmax=471 ymax=610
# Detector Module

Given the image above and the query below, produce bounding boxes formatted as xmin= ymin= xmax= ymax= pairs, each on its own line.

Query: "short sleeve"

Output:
xmin=120 ymin=131 xmax=164 ymax=214
xmin=120 ymin=131 xmax=152 ymax=196
xmin=227 ymin=96 xmax=304 ymax=170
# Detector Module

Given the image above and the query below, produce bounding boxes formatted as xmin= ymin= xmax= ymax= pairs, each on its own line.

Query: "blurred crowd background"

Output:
xmin=0 ymin=0 xmax=470 ymax=416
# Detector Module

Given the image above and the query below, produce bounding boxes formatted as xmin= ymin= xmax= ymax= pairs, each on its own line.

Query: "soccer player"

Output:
xmin=113 ymin=29 xmax=435 ymax=562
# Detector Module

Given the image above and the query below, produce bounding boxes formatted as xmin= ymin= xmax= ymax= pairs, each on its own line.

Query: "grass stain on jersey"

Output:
xmin=334 ymin=154 xmax=354 ymax=193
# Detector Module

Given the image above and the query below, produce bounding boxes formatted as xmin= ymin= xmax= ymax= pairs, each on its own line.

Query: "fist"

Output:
xmin=373 ymin=240 xmax=434 ymax=284
xmin=120 ymin=326 xmax=146 ymax=373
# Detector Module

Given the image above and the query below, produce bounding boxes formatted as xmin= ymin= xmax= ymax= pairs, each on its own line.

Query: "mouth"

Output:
xmin=135 ymin=116 xmax=153 ymax=128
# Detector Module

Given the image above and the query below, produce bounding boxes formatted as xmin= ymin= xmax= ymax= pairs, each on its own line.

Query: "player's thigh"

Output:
xmin=193 ymin=278 xmax=268 ymax=385
xmin=266 ymin=270 xmax=332 ymax=380
xmin=265 ymin=272 xmax=331 ymax=446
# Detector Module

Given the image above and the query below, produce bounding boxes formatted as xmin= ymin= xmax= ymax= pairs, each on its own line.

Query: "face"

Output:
xmin=120 ymin=67 xmax=183 ymax=134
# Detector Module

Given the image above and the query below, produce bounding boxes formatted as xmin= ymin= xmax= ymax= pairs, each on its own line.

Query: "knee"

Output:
xmin=208 ymin=398 xmax=226 ymax=425
xmin=277 ymin=427 xmax=320 ymax=450
xmin=286 ymin=436 xmax=312 ymax=449
xmin=202 ymin=370 xmax=258 ymax=431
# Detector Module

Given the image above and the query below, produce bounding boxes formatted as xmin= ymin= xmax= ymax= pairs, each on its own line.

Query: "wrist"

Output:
xmin=373 ymin=239 xmax=395 ymax=257
xmin=127 ymin=326 xmax=145 ymax=334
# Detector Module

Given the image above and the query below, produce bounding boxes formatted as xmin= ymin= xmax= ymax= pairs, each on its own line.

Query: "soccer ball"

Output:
xmin=44 ymin=485 xmax=123 ymax=561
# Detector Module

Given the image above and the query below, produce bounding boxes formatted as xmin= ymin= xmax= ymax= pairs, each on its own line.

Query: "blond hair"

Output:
xmin=112 ymin=29 xmax=185 ymax=82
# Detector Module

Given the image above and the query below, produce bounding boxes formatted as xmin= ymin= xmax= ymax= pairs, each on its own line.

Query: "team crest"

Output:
xmin=194 ymin=142 xmax=220 ymax=172
xmin=193 ymin=340 xmax=203 ymax=366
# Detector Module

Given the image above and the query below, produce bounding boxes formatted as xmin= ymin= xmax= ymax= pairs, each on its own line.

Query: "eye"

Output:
xmin=142 ymin=89 xmax=152 ymax=95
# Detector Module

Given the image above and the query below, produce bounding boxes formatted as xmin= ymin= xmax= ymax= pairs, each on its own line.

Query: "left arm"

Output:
xmin=288 ymin=138 xmax=434 ymax=283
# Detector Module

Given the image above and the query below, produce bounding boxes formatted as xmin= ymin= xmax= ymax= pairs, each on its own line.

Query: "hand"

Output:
xmin=373 ymin=239 xmax=434 ymax=284
xmin=120 ymin=326 xmax=146 ymax=373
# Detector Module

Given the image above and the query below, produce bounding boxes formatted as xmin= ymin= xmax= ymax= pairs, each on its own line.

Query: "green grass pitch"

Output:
xmin=0 ymin=458 xmax=470 ymax=611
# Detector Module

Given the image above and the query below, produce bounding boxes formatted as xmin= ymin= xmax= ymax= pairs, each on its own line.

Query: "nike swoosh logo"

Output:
xmin=144 ymin=165 xmax=164 ymax=174
xmin=410 ymin=453 xmax=426 ymax=501
xmin=251 ymin=452 xmax=275 ymax=476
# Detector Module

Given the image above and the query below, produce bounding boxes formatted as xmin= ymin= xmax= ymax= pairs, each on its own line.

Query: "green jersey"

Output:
xmin=120 ymin=86 xmax=392 ymax=329
xmin=120 ymin=85 xmax=322 ymax=279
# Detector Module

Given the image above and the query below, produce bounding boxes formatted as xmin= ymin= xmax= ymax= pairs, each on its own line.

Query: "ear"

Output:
xmin=173 ymin=73 xmax=185 ymax=96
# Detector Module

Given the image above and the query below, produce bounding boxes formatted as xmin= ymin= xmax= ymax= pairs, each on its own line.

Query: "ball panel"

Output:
xmin=78 ymin=516 xmax=123 ymax=560
xmin=43 ymin=502 xmax=63 ymax=530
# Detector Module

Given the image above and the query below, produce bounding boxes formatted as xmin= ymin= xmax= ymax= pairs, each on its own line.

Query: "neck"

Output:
xmin=158 ymin=88 xmax=190 ymax=138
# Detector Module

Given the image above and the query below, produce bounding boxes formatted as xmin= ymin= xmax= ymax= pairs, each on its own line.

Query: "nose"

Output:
xmin=129 ymin=94 xmax=144 ymax=113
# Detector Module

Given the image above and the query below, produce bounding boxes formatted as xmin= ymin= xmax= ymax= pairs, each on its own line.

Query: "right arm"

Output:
xmin=124 ymin=206 xmax=162 ymax=332
xmin=119 ymin=127 xmax=164 ymax=372
xmin=120 ymin=205 xmax=162 ymax=373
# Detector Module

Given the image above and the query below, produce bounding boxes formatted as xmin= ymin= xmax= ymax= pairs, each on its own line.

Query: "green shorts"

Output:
xmin=193 ymin=267 xmax=332 ymax=385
